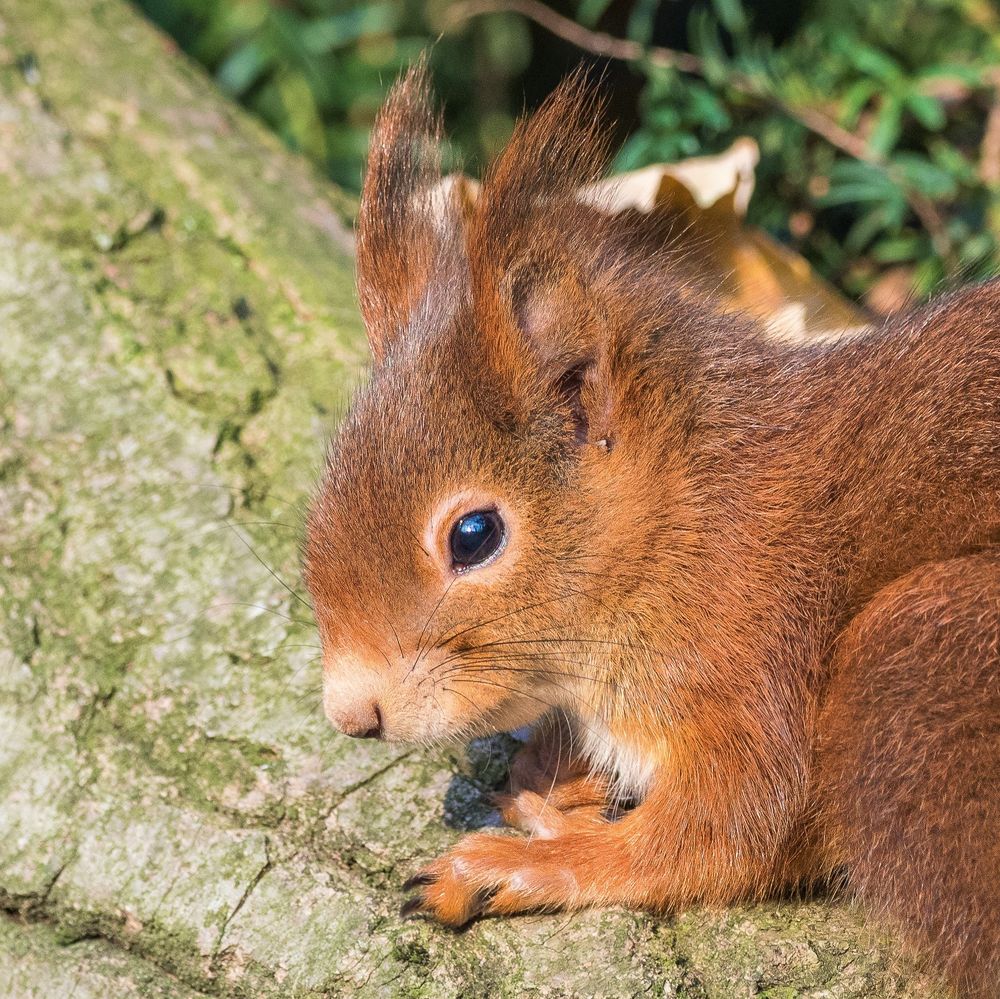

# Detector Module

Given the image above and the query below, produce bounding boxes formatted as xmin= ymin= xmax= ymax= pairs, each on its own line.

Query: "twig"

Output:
xmin=445 ymin=0 xmax=702 ymax=74
xmin=444 ymin=0 xmax=957 ymax=268
xmin=445 ymin=0 xmax=863 ymax=159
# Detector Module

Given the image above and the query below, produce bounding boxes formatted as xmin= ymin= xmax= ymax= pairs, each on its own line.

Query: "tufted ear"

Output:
xmin=355 ymin=64 xmax=461 ymax=365
xmin=469 ymin=73 xmax=614 ymax=444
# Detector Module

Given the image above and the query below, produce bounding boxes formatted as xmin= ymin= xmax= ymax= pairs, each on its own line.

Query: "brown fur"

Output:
xmin=305 ymin=68 xmax=1000 ymax=995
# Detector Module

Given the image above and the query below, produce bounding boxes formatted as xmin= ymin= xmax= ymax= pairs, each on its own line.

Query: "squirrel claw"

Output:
xmin=399 ymin=895 xmax=427 ymax=919
xmin=393 ymin=833 xmax=561 ymax=926
xmin=402 ymin=871 xmax=437 ymax=891
xmin=399 ymin=879 xmax=493 ymax=926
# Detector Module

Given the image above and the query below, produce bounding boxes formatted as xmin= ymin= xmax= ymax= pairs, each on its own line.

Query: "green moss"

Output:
xmin=84 ymin=705 xmax=287 ymax=826
xmin=391 ymin=938 xmax=432 ymax=968
xmin=1 ymin=914 xmax=212 ymax=998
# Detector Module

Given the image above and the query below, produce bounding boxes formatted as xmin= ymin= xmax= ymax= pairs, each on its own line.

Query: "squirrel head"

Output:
xmin=306 ymin=66 xmax=700 ymax=744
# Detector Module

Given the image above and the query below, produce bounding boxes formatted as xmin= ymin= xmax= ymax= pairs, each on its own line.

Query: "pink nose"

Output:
xmin=334 ymin=700 xmax=383 ymax=739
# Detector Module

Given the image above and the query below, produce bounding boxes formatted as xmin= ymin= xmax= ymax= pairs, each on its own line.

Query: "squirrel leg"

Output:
xmin=811 ymin=553 xmax=1000 ymax=999
xmin=402 ymin=732 xmax=798 ymax=925
xmin=400 ymin=776 xmax=786 ymax=925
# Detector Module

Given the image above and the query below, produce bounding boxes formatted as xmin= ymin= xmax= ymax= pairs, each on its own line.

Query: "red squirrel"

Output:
xmin=304 ymin=67 xmax=1000 ymax=996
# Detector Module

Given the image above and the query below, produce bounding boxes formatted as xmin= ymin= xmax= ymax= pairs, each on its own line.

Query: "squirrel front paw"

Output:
xmin=503 ymin=724 xmax=612 ymax=818
xmin=400 ymin=832 xmax=578 ymax=925
xmin=493 ymin=788 xmax=607 ymax=839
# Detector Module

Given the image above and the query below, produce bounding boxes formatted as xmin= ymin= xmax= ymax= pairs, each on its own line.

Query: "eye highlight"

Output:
xmin=449 ymin=509 xmax=506 ymax=570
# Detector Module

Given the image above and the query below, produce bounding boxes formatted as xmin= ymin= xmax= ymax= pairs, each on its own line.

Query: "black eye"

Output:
xmin=449 ymin=510 xmax=506 ymax=570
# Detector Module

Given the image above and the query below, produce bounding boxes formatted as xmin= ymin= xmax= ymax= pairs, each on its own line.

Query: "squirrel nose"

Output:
xmin=337 ymin=700 xmax=383 ymax=740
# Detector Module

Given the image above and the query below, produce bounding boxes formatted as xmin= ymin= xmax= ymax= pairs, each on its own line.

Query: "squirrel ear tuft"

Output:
xmin=356 ymin=62 xmax=461 ymax=364
xmin=469 ymin=72 xmax=612 ymax=441
xmin=471 ymin=73 xmax=609 ymax=349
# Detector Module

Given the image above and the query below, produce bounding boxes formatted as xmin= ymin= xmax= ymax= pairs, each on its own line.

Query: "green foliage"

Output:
xmin=616 ymin=0 xmax=1000 ymax=300
xmin=136 ymin=0 xmax=531 ymax=187
xmin=135 ymin=0 xmax=1000 ymax=305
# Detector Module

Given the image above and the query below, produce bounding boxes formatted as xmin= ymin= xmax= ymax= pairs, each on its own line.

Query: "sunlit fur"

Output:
xmin=305 ymin=66 xmax=1000 ymax=996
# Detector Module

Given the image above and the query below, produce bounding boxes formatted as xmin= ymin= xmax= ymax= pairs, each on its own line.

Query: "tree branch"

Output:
xmin=445 ymin=0 xmax=703 ymax=75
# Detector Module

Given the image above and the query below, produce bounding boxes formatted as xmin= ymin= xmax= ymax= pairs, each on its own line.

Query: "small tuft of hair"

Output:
xmin=461 ymin=71 xmax=628 ymax=395
xmin=479 ymin=72 xmax=608 ymax=231
xmin=355 ymin=60 xmax=448 ymax=360
xmin=471 ymin=71 xmax=610 ymax=284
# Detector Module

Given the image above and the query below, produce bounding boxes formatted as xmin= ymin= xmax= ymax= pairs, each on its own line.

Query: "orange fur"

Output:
xmin=305 ymin=68 xmax=1000 ymax=995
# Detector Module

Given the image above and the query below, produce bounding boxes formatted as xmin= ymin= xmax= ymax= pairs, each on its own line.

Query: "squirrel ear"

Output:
xmin=356 ymin=63 xmax=460 ymax=365
xmin=507 ymin=258 xmax=594 ymax=367
xmin=470 ymin=73 xmax=612 ymax=443
xmin=505 ymin=257 xmax=606 ymax=445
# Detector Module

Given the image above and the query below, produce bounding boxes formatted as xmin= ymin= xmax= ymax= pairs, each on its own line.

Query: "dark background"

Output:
xmin=135 ymin=0 xmax=1000 ymax=310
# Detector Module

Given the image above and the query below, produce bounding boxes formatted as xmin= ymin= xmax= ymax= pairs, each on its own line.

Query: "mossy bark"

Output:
xmin=0 ymin=2 xmax=944 ymax=996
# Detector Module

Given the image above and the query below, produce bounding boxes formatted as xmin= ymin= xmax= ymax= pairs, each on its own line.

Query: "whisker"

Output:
xmin=444 ymin=676 xmax=613 ymax=750
xmin=434 ymin=645 xmax=615 ymax=675
xmin=371 ymin=606 xmax=405 ymax=660
xmin=182 ymin=480 xmax=309 ymax=514
xmin=436 ymin=661 xmax=617 ymax=688
xmin=433 ymin=583 xmax=608 ymax=652
xmin=423 ymin=627 xmax=638 ymax=679
xmin=214 ymin=601 xmax=315 ymax=627
xmin=436 ymin=659 xmax=602 ymax=709
xmin=201 ymin=519 xmax=303 ymax=535
xmin=531 ymin=708 xmax=564 ymax=844
xmin=433 ymin=649 xmax=611 ymax=714
xmin=438 ymin=683 xmax=486 ymax=721
xmin=454 ymin=634 xmax=638 ymax=652
xmin=225 ymin=524 xmax=314 ymax=612
xmin=410 ymin=574 xmax=459 ymax=675
xmin=444 ymin=676 xmax=564 ymax=716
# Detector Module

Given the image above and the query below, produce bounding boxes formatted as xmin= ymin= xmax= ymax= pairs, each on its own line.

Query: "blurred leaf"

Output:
xmin=959 ymin=232 xmax=997 ymax=266
xmin=868 ymin=95 xmax=903 ymax=156
xmin=872 ymin=234 xmax=924 ymax=262
xmin=844 ymin=42 xmax=903 ymax=83
xmin=689 ymin=8 xmax=730 ymax=87
xmin=905 ymin=92 xmax=945 ymax=130
xmin=916 ymin=63 xmax=989 ymax=87
xmin=893 ymin=153 xmax=958 ymax=199
xmin=687 ymin=82 xmax=732 ymax=131
xmin=626 ymin=0 xmax=660 ymax=45
xmin=913 ymin=254 xmax=945 ymax=296
xmin=821 ymin=160 xmax=901 ymax=205
xmin=276 ymin=69 xmax=325 ymax=158
xmin=711 ymin=0 xmax=749 ymax=36
xmin=301 ymin=6 xmax=400 ymax=53
xmin=839 ymin=79 xmax=878 ymax=127
xmin=929 ymin=140 xmax=977 ymax=183
xmin=216 ymin=38 xmax=274 ymax=96
xmin=481 ymin=13 xmax=532 ymax=73
xmin=576 ymin=0 xmax=615 ymax=28
xmin=845 ymin=204 xmax=895 ymax=253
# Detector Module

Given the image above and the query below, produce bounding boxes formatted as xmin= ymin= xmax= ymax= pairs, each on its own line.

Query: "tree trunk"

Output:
xmin=0 ymin=1 xmax=942 ymax=995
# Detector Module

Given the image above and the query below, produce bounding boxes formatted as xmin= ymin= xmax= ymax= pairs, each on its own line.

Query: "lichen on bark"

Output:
xmin=0 ymin=2 xmax=944 ymax=996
